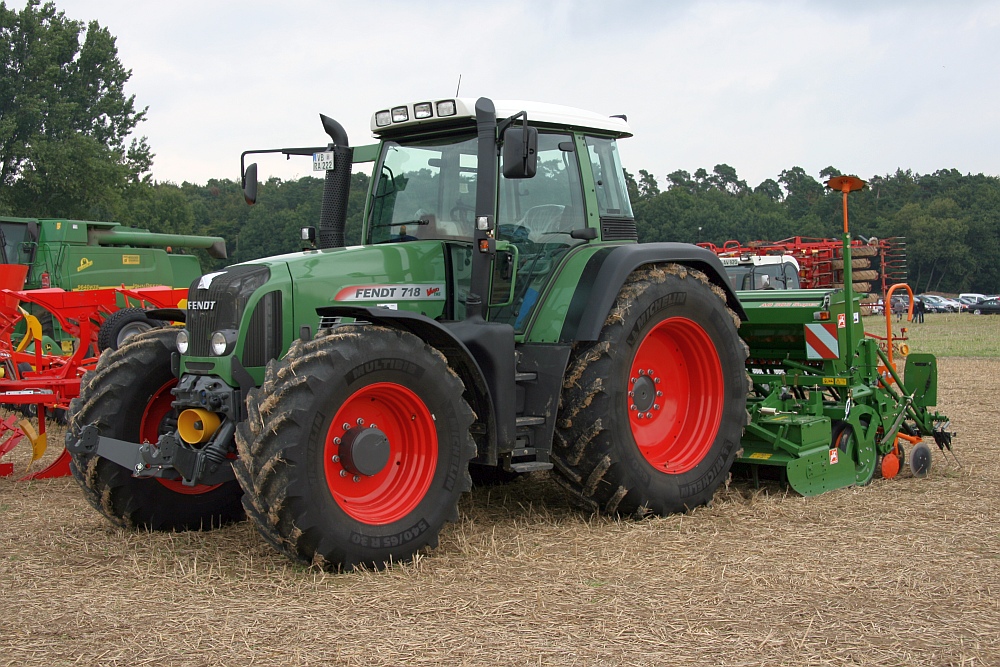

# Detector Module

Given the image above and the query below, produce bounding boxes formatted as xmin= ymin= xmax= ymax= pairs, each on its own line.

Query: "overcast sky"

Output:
xmin=44 ymin=0 xmax=1000 ymax=188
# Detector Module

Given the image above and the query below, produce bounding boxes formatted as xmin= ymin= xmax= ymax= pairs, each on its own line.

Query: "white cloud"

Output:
xmin=40 ymin=0 xmax=1000 ymax=187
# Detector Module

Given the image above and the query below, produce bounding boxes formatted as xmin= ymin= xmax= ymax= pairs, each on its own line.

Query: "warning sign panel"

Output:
xmin=805 ymin=323 xmax=840 ymax=360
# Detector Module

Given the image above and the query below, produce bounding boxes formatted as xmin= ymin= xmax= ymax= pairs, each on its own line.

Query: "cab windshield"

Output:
xmin=367 ymin=135 xmax=478 ymax=244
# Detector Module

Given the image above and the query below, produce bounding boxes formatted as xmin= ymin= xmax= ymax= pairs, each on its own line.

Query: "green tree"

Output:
xmin=637 ymin=169 xmax=659 ymax=199
xmin=0 ymin=0 xmax=150 ymax=218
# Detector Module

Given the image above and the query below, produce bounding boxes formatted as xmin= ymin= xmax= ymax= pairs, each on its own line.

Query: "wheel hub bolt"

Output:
xmin=357 ymin=418 xmax=364 ymax=426
xmin=646 ymin=412 xmax=653 ymax=419
xmin=333 ymin=437 xmax=341 ymax=445
xmin=342 ymin=423 xmax=351 ymax=430
xmin=353 ymin=475 xmax=360 ymax=483
xmin=653 ymin=404 xmax=660 ymax=410
xmin=637 ymin=413 xmax=644 ymax=419
xmin=331 ymin=454 xmax=340 ymax=463
xmin=340 ymin=470 xmax=348 ymax=477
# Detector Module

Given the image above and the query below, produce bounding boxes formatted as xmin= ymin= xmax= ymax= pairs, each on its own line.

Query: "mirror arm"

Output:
xmin=497 ymin=111 xmax=529 ymax=156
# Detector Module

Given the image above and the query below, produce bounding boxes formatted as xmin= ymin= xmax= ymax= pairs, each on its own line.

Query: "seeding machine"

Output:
xmin=61 ymin=98 xmax=955 ymax=570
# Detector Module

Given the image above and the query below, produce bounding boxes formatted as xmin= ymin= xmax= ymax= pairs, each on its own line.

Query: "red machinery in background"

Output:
xmin=699 ymin=236 xmax=907 ymax=300
xmin=0 ymin=264 xmax=186 ymax=479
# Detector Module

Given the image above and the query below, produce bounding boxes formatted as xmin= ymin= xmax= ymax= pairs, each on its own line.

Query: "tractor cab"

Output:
xmin=360 ymin=99 xmax=635 ymax=332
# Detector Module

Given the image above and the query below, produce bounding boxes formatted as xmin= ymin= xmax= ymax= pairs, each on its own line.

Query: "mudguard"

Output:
xmin=315 ymin=305 xmax=509 ymax=463
xmin=559 ymin=243 xmax=747 ymax=343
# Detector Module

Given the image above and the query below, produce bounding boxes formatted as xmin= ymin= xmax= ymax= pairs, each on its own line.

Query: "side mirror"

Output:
xmin=301 ymin=226 xmax=317 ymax=250
xmin=242 ymin=163 xmax=258 ymax=205
xmin=502 ymin=127 xmax=538 ymax=179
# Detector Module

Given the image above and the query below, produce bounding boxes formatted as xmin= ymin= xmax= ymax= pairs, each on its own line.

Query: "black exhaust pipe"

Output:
xmin=317 ymin=114 xmax=353 ymax=249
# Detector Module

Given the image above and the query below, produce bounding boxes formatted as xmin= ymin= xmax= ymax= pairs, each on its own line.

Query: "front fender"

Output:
xmin=315 ymin=306 xmax=509 ymax=464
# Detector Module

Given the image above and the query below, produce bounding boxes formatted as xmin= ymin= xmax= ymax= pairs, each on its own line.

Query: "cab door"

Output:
xmin=491 ymin=132 xmax=586 ymax=333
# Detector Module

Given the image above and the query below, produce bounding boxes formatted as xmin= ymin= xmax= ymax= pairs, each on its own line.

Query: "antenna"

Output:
xmin=455 ymin=74 xmax=462 ymax=97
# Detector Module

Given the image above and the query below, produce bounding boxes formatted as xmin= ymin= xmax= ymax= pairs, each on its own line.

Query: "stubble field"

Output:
xmin=0 ymin=315 xmax=997 ymax=666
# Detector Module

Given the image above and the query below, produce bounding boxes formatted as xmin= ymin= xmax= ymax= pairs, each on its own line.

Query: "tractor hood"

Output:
xmin=263 ymin=241 xmax=452 ymax=322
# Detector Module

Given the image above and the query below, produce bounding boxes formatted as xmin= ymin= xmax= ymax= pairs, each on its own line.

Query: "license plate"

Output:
xmin=312 ymin=151 xmax=335 ymax=171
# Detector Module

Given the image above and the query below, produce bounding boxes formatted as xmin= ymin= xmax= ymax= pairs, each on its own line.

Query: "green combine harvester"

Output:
xmin=0 ymin=216 xmax=227 ymax=351
xmin=65 ymin=98 xmax=954 ymax=570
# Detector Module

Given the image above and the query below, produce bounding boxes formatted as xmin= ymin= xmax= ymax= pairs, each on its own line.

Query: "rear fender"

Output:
xmin=560 ymin=243 xmax=746 ymax=343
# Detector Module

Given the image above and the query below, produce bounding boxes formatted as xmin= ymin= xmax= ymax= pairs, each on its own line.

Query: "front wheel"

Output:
xmin=67 ymin=329 xmax=245 ymax=530
xmin=551 ymin=264 xmax=748 ymax=516
xmin=234 ymin=326 xmax=475 ymax=570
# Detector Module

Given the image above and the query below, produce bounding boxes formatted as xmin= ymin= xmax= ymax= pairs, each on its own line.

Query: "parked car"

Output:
xmin=939 ymin=297 xmax=965 ymax=312
xmin=968 ymin=297 xmax=1000 ymax=315
xmin=917 ymin=294 xmax=955 ymax=313
xmin=959 ymin=293 xmax=986 ymax=307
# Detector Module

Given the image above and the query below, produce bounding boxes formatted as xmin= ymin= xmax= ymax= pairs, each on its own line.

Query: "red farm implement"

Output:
xmin=699 ymin=236 xmax=907 ymax=300
xmin=0 ymin=265 xmax=186 ymax=479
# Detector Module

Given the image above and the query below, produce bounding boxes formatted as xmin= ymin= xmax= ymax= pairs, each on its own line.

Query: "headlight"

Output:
xmin=391 ymin=106 xmax=409 ymax=123
xmin=436 ymin=100 xmax=457 ymax=117
xmin=209 ymin=330 xmax=238 ymax=356
xmin=413 ymin=102 xmax=432 ymax=119
xmin=176 ymin=329 xmax=189 ymax=354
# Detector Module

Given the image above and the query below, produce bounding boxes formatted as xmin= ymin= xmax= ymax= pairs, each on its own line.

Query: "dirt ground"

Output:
xmin=0 ymin=357 xmax=996 ymax=666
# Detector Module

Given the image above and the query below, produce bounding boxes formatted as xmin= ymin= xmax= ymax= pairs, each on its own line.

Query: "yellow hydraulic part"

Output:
xmin=17 ymin=419 xmax=47 ymax=462
xmin=177 ymin=408 xmax=221 ymax=444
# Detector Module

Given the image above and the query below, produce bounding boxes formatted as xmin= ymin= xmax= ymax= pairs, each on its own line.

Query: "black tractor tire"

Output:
xmin=67 ymin=328 xmax=245 ymax=530
xmin=551 ymin=263 xmax=748 ymax=516
xmin=852 ymin=270 xmax=879 ymax=282
xmin=97 ymin=307 xmax=164 ymax=352
xmin=234 ymin=325 xmax=475 ymax=570
xmin=851 ymin=246 xmax=879 ymax=257
xmin=832 ymin=258 xmax=871 ymax=270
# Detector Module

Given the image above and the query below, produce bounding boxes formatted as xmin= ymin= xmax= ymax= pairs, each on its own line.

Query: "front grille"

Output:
xmin=242 ymin=290 xmax=283 ymax=367
xmin=187 ymin=265 xmax=271 ymax=357
xmin=601 ymin=217 xmax=638 ymax=241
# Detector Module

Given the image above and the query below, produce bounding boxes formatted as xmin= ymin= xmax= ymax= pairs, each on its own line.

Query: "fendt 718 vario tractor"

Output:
xmin=66 ymin=98 xmax=953 ymax=570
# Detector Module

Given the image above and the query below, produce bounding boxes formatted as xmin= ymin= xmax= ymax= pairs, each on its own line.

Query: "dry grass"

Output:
xmin=0 ymin=357 xmax=996 ymax=666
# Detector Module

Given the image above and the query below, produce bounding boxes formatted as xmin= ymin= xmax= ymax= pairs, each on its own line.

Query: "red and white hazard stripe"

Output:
xmin=804 ymin=323 xmax=840 ymax=360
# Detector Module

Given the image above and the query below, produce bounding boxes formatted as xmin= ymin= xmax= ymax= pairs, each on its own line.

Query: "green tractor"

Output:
xmin=66 ymin=99 xmax=951 ymax=570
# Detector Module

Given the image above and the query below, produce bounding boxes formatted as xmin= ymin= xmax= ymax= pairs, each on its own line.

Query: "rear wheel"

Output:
xmin=234 ymin=326 xmax=475 ymax=570
xmin=909 ymin=442 xmax=932 ymax=477
xmin=551 ymin=264 xmax=748 ymax=516
xmin=67 ymin=329 xmax=244 ymax=530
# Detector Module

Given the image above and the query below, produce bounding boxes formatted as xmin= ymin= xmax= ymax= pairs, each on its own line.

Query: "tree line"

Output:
xmin=3 ymin=1 xmax=999 ymax=294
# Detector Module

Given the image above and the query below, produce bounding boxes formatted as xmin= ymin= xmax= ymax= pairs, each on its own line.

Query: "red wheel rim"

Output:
xmin=627 ymin=317 xmax=724 ymax=474
xmin=142 ymin=378 xmax=222 ymax=495
xmin=324 ymin=382 xmax=437 ymax=525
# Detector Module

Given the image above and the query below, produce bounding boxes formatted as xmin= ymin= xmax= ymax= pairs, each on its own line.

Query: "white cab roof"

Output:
xmin=371 ymin=97 xmax=632 ymax=138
